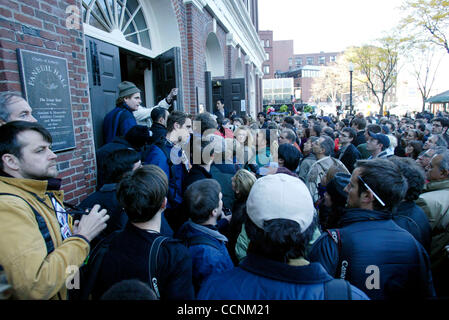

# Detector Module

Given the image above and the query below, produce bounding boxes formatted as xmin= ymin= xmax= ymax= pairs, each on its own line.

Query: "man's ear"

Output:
xmin=1 ymin=154 xmax=20 ymax=171
xmin=160 ymin=197 xmax=167 ymax=210
xmin=360 ymin=190 xmax=373 ymax=205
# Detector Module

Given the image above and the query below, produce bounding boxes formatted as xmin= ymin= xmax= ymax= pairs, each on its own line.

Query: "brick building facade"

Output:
xmin=0 ymin=0 xmax=265 ymax=205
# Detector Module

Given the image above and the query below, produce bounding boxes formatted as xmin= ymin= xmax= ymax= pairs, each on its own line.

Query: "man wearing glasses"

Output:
xmin=338 ymin=127 xmax=361 ymax=173
xmin=309 ymin=158 xmax=435 ymax=300
xmin=431 ymin=117 xmax=449 ymax=146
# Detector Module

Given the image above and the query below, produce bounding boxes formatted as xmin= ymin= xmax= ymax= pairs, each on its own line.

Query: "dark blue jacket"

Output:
xmin=393 ymin=201 xmax=432 ymax=254
xmin=143 ymin=139 xmax=187 ymax=207
xmin=197 ymin=253 xmax=369 ymax=300
xmin=309 ymin=208 xmax=436 ymax=300
xmin=103 ymin=103 xmax=137 ymax=144
xmin=339 ymin=143 xmax=361 ymax=173
xmin=149 ymin=122 xmax=167 ymax=145
xmin=93 ymin=223 xmax=194 ymax=300
xmin=176 ymin=221 xmax=234 ymax=294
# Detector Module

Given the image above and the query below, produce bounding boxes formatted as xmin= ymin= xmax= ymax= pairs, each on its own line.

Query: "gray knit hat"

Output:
xmin=118 ymin=81 xmax=140 ymax=98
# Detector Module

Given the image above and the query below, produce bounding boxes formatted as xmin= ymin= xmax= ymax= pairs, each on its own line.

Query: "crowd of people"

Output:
xmin=1 ymin=82 xmax=449 ymax=301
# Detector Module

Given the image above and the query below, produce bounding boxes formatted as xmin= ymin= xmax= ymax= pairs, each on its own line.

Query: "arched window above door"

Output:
xmin=82 ymin=0 xmax=151 ymax=50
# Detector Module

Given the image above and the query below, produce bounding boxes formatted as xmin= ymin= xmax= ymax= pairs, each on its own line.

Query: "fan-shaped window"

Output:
xmin=82 ymin=0 xmax=151 ymax=49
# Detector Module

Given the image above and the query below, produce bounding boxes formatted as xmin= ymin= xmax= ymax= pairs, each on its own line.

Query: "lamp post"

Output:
xmin=349 ymin=62 xmax=354 ymax=115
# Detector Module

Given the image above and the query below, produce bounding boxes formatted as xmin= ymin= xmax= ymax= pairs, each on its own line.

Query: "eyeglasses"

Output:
xmin=357 ymin=176 xmax=385 ymax=207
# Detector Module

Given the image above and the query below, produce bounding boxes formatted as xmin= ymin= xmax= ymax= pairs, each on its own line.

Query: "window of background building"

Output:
xmin=296 ymin=57 xmax=302 ymax=66
xmin=330 ymin=55 xmax=336 ymax=62
xmin=265 ymin=39 xmax=270 ymax=47
xmin=265 ymin=52 xmax=270 ymax=60
xmin=306 ymin=57 xmax=314 ymax=65
xmin=263 ymin=65 xmax=270 ymax=74
xmin=319 ymin=56 xmax=325 ymax=64
xmin=288 ymin=58 xmax=292 ymax=66
xmin=260 ymin=40 xmax=265 ymax=47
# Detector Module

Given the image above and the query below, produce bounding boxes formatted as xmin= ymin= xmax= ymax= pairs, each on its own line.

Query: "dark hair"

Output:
xmin=352 ymin=117 xmax=366 ymax=130
xmin=312 ymin=124 xmax=322 ymax=137
xmin=432 ymin=117 xmax=449 ymax=128
xmin=150 ymin=107 xmax=168 ymax=123
xmin=342 ymin=127 xmax=357 ymax=141
xmin=103 ymin=149 xmax=141 ymax=184
xmin=257 ymin=112 xmax=266 ymax=119
xmin=388 ymin=156 xmax=425 ymax=201
xmin=117 ymin=165 xmax=168 ymax=223
xmin=183 ymin=179 xmax=221 ymax=224
xmin=100 ymin=280 xmax=157 ymax=300
xmin=0 ymin=92 xmax=24 ymax=122
xmin=355 ymin=159 xmax=407 ymax=212
xmin=406 ymin=140 xmax=423 ymax=159
xmin=278 ymin=143 xmax=300 ymax=171
xmin=166 ymin=111 xmax=188 ymax=132
xmin=283 ymin=116 xmax=294 ymax=126
xmin=322 ymin=127 xmax=335 ymax=139
xmin=194 ymin=112 xmax=218 ymax=135
xmin=124 ymin=125 xmax=151 ymax=150
xmin=216 ymin=98 xmax=224 ymax=105
xmin=245 ymin=217 xmax=317 ymax=262
xmin=366 ymin=124 xmax=382 ymax=134
xmin=0 ymin=121 xmax=52 ymax=171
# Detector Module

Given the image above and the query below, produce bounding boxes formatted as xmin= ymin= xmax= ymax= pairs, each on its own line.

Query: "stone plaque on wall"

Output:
xmin=17 ymin=49 xmax=76 ymax=152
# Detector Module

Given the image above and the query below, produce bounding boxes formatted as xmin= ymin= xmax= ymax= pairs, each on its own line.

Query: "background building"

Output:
xmin=0 ymin=0 xmax=265 ymax=204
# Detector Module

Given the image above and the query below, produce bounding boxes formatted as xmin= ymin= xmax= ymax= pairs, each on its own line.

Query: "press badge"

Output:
xmin=51 ymin=197 xmax=72 ymax=240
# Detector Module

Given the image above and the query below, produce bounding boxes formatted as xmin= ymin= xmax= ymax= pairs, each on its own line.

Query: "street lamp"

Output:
xmin=348 ymin=62 xmax=354 ymax=115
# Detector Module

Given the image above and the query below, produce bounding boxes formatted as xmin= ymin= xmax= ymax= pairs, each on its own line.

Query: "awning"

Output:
xmin=426 ymin=90 xmax=449 ymax=103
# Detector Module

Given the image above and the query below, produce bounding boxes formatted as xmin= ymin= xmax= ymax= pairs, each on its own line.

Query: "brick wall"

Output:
xmin=0 ymin=0 xmax=96 ymax=205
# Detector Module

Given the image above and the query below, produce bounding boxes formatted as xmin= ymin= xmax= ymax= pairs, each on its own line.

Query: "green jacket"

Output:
xmin=416 ymin=179 xmax=449 ymax=272
xmin=416 ymin=179 xmax=449 ymax=231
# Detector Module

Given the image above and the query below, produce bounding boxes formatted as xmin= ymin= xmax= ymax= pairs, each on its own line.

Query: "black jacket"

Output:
xmin=93 ymin=223 xmax=194 ymax=300
xmin=95 ymin=137 xmax=135 ymax=190
xmin=149 ymin=122 xmax=167 ymax=145
xmin=339 ymin=144 xmax=361 ymax=173
xmin=353 ymin=131 xmax=366 ymax=147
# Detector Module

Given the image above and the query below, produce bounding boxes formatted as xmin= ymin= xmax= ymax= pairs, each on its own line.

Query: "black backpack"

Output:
xmin=69 ymin=232 xmax=168 ymax=300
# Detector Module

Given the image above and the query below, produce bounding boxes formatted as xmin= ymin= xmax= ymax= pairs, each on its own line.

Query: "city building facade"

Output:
xmin=0 ymin=0 xmax=265 ymax=204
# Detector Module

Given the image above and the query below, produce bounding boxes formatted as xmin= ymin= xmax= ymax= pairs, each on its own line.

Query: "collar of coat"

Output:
xmin=339 ymin=208 xmax=392 ymax=227
xmin=0 ymin=173 xmax=62 ymax=198
xmin=423 ymin=179 xmax=449 ymax=193
xmin=240 ymin=253 xmax=334 ymax=284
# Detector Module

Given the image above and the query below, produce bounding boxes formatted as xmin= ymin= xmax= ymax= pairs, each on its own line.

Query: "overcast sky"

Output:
xmin=258 ymin=0 xmax=404 ymax=53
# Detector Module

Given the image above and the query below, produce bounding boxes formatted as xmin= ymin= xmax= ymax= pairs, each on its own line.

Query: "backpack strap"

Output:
xmin=0 ymin=193 xmax=55 ymax=255
xmin=111 ymin=109 xmax=125 ymax=140
xmin=324 ymin=279 xmax=352 ymax=300
xmin=148 ymin=236 xmax=169 ymax=299
xmin=327 ymin=228 xmax=347 ymax=279
xmin=187 ymin=234 xmax=221 ymax=251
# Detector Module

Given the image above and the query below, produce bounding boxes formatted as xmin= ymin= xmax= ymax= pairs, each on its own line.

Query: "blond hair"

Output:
xmin=233 ymin=169 xmax=257 ymax=200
